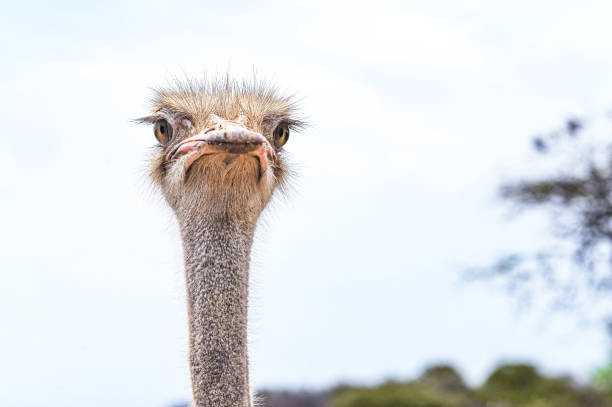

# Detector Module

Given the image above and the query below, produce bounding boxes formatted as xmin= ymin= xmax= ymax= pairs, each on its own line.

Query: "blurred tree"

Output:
xmin=327 ymin=364 xmax=609 ymax=407
xmin=330 ymin=381 xmax=471 ymax=407
xmin=419 ymin=365 xmax=468 ymax=393
xmin=476 ymin=364 xmax=605 ymax=407
xmin=594 ymin=361 xmax=612 ymax=398
xmin=330 ymin=365 xmax=473 ymax=407
xmin=468 ymin=114 xmax=612 ymax=318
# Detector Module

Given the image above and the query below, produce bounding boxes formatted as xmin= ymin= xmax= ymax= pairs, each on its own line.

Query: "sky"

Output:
xmin=2 ymin=1 xmax=612 ymax=406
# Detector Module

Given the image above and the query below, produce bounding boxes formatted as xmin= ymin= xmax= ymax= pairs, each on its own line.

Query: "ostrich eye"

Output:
xmin=154 ymin=119 xmax=173 ymax=144
xmin=273 ymin=123 xmax=289 ymax=148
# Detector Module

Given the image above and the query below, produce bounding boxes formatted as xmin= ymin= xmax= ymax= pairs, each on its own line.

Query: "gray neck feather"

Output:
xmin=180 ymin=216 xmax=255 ymax=407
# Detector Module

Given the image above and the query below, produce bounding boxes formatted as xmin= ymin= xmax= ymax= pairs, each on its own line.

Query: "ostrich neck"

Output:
xmin=180 ymin=216 xmax=255 ymax=407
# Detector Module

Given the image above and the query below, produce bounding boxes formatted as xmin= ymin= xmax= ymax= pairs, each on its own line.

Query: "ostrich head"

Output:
xmin=138 ymin=77 xmax=304 ymax=407
xmin=140 ymin=79 xmax=302 ymax=223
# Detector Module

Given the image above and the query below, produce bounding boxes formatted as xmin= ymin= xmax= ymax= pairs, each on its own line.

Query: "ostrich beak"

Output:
xmin=169 ymin=126 xmax=277 ymax=174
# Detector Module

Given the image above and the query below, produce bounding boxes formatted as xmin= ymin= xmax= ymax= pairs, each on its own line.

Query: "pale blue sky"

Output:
xmin=2 ymin=1 xmax=612 ymax=406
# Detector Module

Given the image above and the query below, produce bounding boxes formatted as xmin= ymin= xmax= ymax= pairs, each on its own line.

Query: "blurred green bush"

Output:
xmin=330 ymin=364 xmax=610 ymax=407
xmin=594 ymin=361 xmax=612 ymax=401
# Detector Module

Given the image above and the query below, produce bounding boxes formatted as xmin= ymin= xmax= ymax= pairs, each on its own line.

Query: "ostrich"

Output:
xmin=138 ymin=78 xmax=303 ymax=407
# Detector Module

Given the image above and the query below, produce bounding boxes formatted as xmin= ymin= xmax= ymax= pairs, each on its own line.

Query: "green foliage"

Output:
xmin=331 ymin=382 xmax=468 ymax=407
xmin=420 ymin=365 xmax=467 ymax=393
xmin=329 ymin=364 xmax=610 ymax=407
xmin=330 ymin=365 xmax=472 ymax=407
xmin=594 ymin=362 xmax=612 ymax=395
xmin=476 ymin=364 xmax=600 ymax=407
